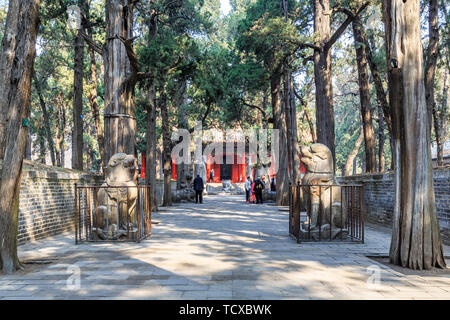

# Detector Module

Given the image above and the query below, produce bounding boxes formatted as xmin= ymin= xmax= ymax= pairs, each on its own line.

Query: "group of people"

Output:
xmin=245 ymin=176 xmax=265 ymax=204
xmin=192 ymin=173 xmax=276 ymax=205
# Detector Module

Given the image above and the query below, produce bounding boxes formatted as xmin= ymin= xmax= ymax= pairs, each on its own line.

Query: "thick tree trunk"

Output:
xmin=146 ymin=83 xmax=158 ymax=211
xmin=34 ymin=77 xmax=56 ymax=166
xmin=272 ymin=72 xmax=289 ymax=206
xmin=104 ymin=0 xmax=136 ymax=163
xmin=385 ymin=0 xmax=446 ymax=270
xmin=313 ymin=0 xmax=335 ymax=162
xmin=87 ymin=44 xmax=105 ymax=171
xmin=160 ymin=87 xmax=172 ymax=207
xmin=0 ymin=0 xmax=39 ymax=274
xmin=353 ymin=17 xmax=377 ymax=173
xmin=72 ymin=19 xmax=84 ymax=170
xmin=344 ymin=127 xmax=364 ymax=176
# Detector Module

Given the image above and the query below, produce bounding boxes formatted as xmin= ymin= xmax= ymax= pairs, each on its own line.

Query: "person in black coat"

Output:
xmin=193 ymin=174 xmax=204 ymax=204
xmin=254 ymin=177 xmax=265 ymax=204
xmin=270 ymin=177 xmax=276 ymax=192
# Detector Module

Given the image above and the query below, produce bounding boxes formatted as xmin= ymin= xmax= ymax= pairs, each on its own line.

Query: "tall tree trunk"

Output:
xmin=0 ymin=0 xmax=40 ymax=274
xmin=72 ymin=2 xmax=84 ymax=170
xmin=146 ymin=82 xmax=158 ymax=211
xmin=160 ymin=89 xmax=172 ymax=207
xmin=103 ymin=0 xmax=136 ymax=164
xmin=344 ymin=127 xmax=364 ymax=176
xmin=55 ymin=102 xmax=62 ymax=167
xmin=33 ymin=75 xmax=56 ymax=166
xmin=272 ymin=71 xmax=289 ymax=206
xmin=85 ymin=3 xmax=105 ymax=172
xmin=284 ymin=74 xmax=294 ymax=182
xmin=160 ymin=87 xmax=172 ymax=206
xmin=313 ymin=0 xmax=335 ymax=162
xmin=59 ymin=93 xmax=67 ymax=167
xmin=302 ymin=101 xmax=317 ymax=143
xmin=365 ymin=31 xmax=392 ymax=135
xmin=55 ymin=93 xmax=67 ymax=167
xmin=425 ymin=0 xmax=439 ymax=136
xmin=25 ymin=125 xmax=32 ymax=161
xmin=281 ymin=0 xmax=300 ymax=185
xmin=262 ymin=90 xmax=269 ymax=129
xmin=365 ymin=28 xmax=387 ymax=172
xmin=385 ymin=0 xmax=446 ymax=270
xmin=289 ymin=77 xmax=301 ymax=184
xmin=38 ymin=125 xmax=46 ymax=164
xmin=434 ymin=68 xmax=448 ymax=166
xmin=353 ymin=17 xmax=377 ymax=173
xmin=175 ymin=80 xmax=188 ymax=190
xmin=378 ymin=104 xmax=386 ymax=172
xmin=87 ymin=45 xmax=105 ymax=170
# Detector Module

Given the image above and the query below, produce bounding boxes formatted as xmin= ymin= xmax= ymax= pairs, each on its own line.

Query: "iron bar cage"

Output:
xmin=289 ymin=183 xmax=364 ymax=243
xmin=74 ymin=184 xmax=152 ymax=243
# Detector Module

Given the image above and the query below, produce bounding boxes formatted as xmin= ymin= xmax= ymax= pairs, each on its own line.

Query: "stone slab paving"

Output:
xmin=1 ymin=194 xmax=450 ymax=300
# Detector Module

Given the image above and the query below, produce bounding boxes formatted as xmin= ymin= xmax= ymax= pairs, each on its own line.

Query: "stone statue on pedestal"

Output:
xmin=300 ymin=144 xmax=347 ymax=239
xmin=95 ymin=153 xmax=138 ymax=240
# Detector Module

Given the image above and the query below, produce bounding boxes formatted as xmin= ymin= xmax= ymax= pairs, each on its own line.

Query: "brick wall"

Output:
xmin=11 ymin=162 xmax=103 ymax=244
xmin=337 ymin=166 xmax=450 ymax=232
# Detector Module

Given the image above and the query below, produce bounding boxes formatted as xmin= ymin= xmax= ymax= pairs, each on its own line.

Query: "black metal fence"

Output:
xmin=289 ymin=183 xmax=364 ymax=243
xmin=74 ymin=185 xmax=152 ymax=243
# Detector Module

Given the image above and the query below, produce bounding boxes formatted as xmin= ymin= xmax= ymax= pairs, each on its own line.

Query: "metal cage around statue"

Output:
xmin=289 ymin=183 xmax=364 ymax=243
xmin=74 ymin=184 xmax=152 ymax=243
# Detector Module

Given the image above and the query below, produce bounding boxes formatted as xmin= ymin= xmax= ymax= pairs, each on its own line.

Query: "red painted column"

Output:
xmin=141 ymin=152 xmax=146 ymax=179
xmin=171 ymin=156 xmax=177 ymax=180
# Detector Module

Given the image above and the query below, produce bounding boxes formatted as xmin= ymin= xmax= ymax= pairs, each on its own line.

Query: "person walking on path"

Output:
xmin=209 ymin=169 xmax=215 ymax=183
xmin=245 ymin=176 xmax=252 ymax=203
xmin=254 ymin=176 xmax=265 ymax=204
xmin=193 ymin=174 xmax=204 ymax=204
xmin=249 ymin=180 xmax=256 ymax=204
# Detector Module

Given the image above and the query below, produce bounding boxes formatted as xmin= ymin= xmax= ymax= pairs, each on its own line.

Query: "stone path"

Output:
xmin=1 ymin=194 xmax=450 ymax=300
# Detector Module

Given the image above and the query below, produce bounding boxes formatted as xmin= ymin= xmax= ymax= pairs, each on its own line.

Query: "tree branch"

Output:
xmin=302 ymin=55 xmax=315 ymax=65
xmin=115 ymin=35 xmax=140 ymax=74
xmin=324 ymin=1 xmax=370 ymax=53
xmin=242 ymin=100 xmax=268 ymax=121
xmin=79 ymin=29 xmax=103 ymax=55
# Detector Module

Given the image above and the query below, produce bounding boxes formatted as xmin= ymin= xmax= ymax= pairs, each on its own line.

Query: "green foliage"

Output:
xmin=2 ymin=0 xmax=444 ymax=174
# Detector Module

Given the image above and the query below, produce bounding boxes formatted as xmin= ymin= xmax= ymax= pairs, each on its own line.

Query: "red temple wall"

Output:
xmin=141 ymin=151 xmax=306 ymax=182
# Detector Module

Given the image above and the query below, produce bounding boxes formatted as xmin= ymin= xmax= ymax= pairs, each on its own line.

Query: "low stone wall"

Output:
xmin=337 ymin=166 xmax=450 ymax=232
xmin=11 ymin=161 xmax=103 ymax=244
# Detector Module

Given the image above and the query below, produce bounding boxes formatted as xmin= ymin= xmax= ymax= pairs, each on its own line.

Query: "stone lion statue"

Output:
xmin=300 ymin=144 xmax=347 ymax=238
xmin=95 ymin=153 xmax=138 ymax=240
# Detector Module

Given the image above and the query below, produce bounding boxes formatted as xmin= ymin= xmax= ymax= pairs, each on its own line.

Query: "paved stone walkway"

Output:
xmin=1 ymin=195 xmax=450 ymax=300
